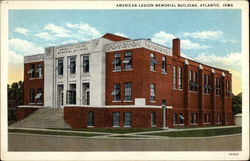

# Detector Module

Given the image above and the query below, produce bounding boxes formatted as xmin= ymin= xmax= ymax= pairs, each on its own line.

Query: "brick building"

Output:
xmin=17 ymin=33 xmax=234 ymax=128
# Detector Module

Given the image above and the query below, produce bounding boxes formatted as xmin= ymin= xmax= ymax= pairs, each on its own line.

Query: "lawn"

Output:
xmin=8 ymin=128 xmax=103 ymax=137
xmin=49 ymin=128 xmax=165 ymax=134
xmin=143 ymin=127 xmax=242 ymax=137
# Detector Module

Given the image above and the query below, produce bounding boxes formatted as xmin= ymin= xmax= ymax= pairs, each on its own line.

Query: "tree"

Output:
xmin=7 ymin=81 xmax=23 ymax=105
xmin=232 ymin=92 xmax=242 ymax=115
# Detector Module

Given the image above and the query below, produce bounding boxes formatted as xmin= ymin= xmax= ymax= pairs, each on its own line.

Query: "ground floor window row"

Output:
xmin=174 ymin=112 xmax=225 ymax=125
xmin=29 ymin=88 xmax=43 ymax=104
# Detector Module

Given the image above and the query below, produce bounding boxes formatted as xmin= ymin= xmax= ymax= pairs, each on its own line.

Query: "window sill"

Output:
xmin=150 ymin=70 xmax=156 ymax=72
xmin=189 ymin=91 xmax=198 ymax=93
xmin=82 ymin=72 xmax=90 ymax=75
xmin=113 ymin=126 xmax=120 ymax=128
xmin=87 ymin=126 xmax=94 ymax=128
xmin=36 ymin=77 xmax=43 ymax=79
xmin=178 ymin=89 xmax=183 ymax=91
xmin=178 ymin=124 xmax=185 ymax=126
xmin=190 ymin=123 xmax=198 ymax=125
xmin=29 ymin=78 xmax=36 ymax=80
xmin=203 ymin=93 xmax=211 ymax=95
xmin=123 ymin=100 xmax=133 ymax=102
xmin=123 ymin=68 xmax=133 ymax=71
xmin=112 ymin=100 xmax=121 ymax=103
xmin=151 ymin=125 xmax=156 ymax=128
xmin=150 ymin=101 xmax=156 ymax=103
xmin=37 ymin=103 xmax=43 ymax=105
xmin=113 ymin=70 xmax=121 ymax=72
xmin=124 ymin=126 xmax=131 ymax=128
xmin=162 ymin=72 xmax=167 ymax=75
xmin=29 ymin=103 xmax=35 ymax=105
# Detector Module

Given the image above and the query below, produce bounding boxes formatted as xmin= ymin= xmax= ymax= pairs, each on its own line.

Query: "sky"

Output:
xmin=8 ymin=9 xmax=242 ymax=94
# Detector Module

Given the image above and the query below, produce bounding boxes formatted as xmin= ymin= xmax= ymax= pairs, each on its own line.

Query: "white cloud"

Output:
xmin=114 ymin=32 xmax=127 ymax=38
xmin=181 ymin=39 xmax=211 ymax=50
xmin=66 ymin=23 xmax=101 ymax=40
xmin=151 ymin=31 xmax=176 ymax=46
xmin=44 ymin=24 xmax=70 ymax=38
xmin=35 ymin=32 xmax=54 ymax=40
xmin=9 ymin=38 xmax=44 ymax=56
xmin=182 ymin=30 xmax=223 ymax=40
xmin=151 ymin=31 xmax=210 ymax=50
xmin=14 ymin=27 xmax=29 ymax=35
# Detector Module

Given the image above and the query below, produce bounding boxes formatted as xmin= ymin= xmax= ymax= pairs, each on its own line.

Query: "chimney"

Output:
xmin=172 ymin=38 xmax=180 ymax=57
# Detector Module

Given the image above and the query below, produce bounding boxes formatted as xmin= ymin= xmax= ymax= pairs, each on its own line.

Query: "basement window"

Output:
xmin=124 ymin=112 xmax=131 ymax=127
xmin=87 ymin=111 xmax=94 ymax=127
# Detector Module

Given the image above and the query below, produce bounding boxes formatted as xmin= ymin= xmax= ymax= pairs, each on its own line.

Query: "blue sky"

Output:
xmin=8 ymin=9 xmax=242 ymax=94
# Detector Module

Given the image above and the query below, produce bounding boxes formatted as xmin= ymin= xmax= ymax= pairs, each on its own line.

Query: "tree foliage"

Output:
xmin=8 ymin=81 xmax=23 ymax=105
xmin=232 ymin=92 xmax=242 ymax=115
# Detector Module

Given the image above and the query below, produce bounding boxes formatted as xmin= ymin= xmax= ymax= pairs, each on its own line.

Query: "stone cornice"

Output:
xmin=105 ymin=39 xmax=172 ymax=56
xmin=24 ymin=54 xmax=44 ymax=63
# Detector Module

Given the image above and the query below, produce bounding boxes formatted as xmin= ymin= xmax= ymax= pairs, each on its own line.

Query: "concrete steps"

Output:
xmin=10 ymin=108 xmax=71 ymax=129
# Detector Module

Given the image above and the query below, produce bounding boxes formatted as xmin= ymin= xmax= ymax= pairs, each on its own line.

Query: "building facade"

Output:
xmin=18 ymin=33 xmax=234 ymax=128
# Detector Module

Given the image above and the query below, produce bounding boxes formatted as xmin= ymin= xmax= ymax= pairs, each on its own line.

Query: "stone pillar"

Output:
xmin=198 ymin=64 xmax=204 ymax=126
xmin=184 ymin=59 xmax=190 ymax=126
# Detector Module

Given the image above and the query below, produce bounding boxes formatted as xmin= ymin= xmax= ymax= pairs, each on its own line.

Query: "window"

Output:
xmin=150 ymin=53 xmax=158 ymax=71
xmin=179 ymin=113 xmax=184 ymax=124
xmin=69 ymin=57 xmax=76 ymax=74
xmin=162 ymin=57 xmax=167 ymax=73
xmin=178 ymin=67 xmax=183 ymax=89
xmin=124 ymin=112 xmax=131 ymax=127
xmin=82 ymin=55 xmax=89 ymax=73
xmin=112 ymin=83 xmax=120 ymax=101
xmin=173 ymin=66 xmax=177 ymax=88
xmin=67 ymin=84 xmax=76 ymax=104
xmin=86 ymin=90 xmax=90 ymax=105
xmin=37 ymin=64 xmax=43 ymax=78
xmin=30 ymin=89 xmax=35 ymax=103
xmin=28 ymin=64 xmax=36 ymax=78
xmin=173 ymin=113 xmax=178 ymax=124
xmin=123 ymin=52 xmax=132 ymax=70
xmin=58 ymin=59 xmax=64 ymax=75
xmin=112 ymin=112 xmax=120 ymax=127
xmin=151 ymin=112 xmax=156 ymax=127
xmin=36 ymin=89 xmax=43 ymax=104
xmin=204 ymin=74 xmax=211 ymax=94
xmin=189 ymin=70 xmax=198 ymax=91
xmin=190 ymin=113 xmax=198 ymax=124
xmin=113 ymin=53 xmax=121 ymax=71
xmin=87 ymin=111 xmax=94 ymax=127
xmin=226 ymin=80 xmax=232 ymax=97
xmin=216 ymin=78 xmax=221 ymax=96
xmin=150 ymin=84 xmax=155 ymax=102
xmin=217 ymin=114 xmax=222 ymax=123
xmin=124 ymin=83 xmax=132 ymax=101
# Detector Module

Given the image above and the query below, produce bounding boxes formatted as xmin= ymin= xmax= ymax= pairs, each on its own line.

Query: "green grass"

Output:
xmin=8 ymin=129 xmax=103 ymax=137
xmin=143 ymin=127 xmax=242 ymax=137
xmin=49 ymin=128 xmax=164 ymax=134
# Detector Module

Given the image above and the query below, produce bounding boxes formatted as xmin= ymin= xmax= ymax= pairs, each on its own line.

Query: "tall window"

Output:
xmin=178 ymin=67 xmax=183 ymax=89
xmin=150 ymin=53 xmax=158 ymax=71
xmin=217 ymin=114 xmax=222 ymax=123
xmin=226 ymin=80 xmax=232 ymax=97
xmin=204 ymin=113 xmax=210 ymax=123
xmin=112 ymin=83 xmax=121 ymax=101
xmin=69 ymin=57 xmax=76 ymax=74
xmin=112 ymin=112 xmax=120 ymax=127
xmin=36 ymin=89 xmax=43 ymax=104
xmin=216 ymin=78 xmax=221 ymax=96
xmin=37 ymin=64 xmax=43 ymax=78
xmin=87 ymin=111 xmax=94 ymax=127
xmin=124 ymin=83 xmax=132 ymax=101
xmin=189 ymin=70 xmax=198 ymax=91
xmin=58 ymin=59 xmax=64 ymax=75
xmin=124 ymin=112 xmax=131 ymax=127
xmin=67 ymin=84 xmax=76 ymax=104
xmin=82 ymin=55 xmax=89 ymax=73
xmin=173 ymin=66 xmax=177 ymax=88
xmin=179 ymin=113 xmax=184 ymax=124
xmin=30 ymin=89 xmax=35 ymax=103
xmin=190 ymin=113 xmax=198 ymax=124
xmin=204 ymin=74 xmax=211 ymax=94
xmin=113 ymin=53 xmax=121 ymax=71
xmin=123 ymin=52 xmax=132 ymax=70
xmin=151 ymin=112 xmax=156 ymax=127
xmin=150 ymin=84 xmax=155 ymax=102
xmin=162 ymin=57 xmax=167 ymax=73
xmin=173 ymin=113 xmax=178 ymax=124
xmin=28 ymin=64 xmax=36 ymax=78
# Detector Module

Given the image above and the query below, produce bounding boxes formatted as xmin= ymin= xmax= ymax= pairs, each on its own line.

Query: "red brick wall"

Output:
xmin=16 ymin=107 xmax=39 ymax=121
xmin=64 ymin=107 xmax=163 ymax=128
xmin=23 ymin=61 xmax=44 ymax=106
